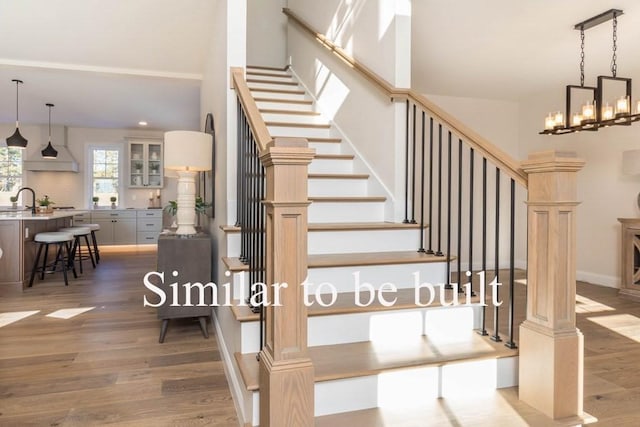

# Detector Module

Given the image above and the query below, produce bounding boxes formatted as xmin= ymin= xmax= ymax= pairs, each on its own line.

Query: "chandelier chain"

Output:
xmin=579 ymin=27 xmax=585 ymax=87
xmin=611 ymin=14 xmax=618 ymax=77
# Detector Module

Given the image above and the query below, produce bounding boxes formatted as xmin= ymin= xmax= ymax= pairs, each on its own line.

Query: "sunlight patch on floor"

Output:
xmin=576 ymin=294 xmax=615 ymax=314
xmin=46 ymin=307 xmax=95 ymax=319
xmin=0 ymin=310 xmax=40 ymax=328
xmin=587 ymin=313 xmax=640 ymax=342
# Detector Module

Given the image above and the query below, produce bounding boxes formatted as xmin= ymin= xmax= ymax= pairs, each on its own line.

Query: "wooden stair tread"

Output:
xmin=309 ymin=173 xmax=369 ymax=179
xmin=309 ymin=196 xmax=386 ymax=202
xmin=259 ymin=109 xmax=320 ymax=116
xmin=272 ymin=136 xmax=341 ymax=143
xmin=253 ymin=97 xmax=313 ymax=105
xmin=309 ymin=250 xmax=447 ymax=268
xmin=248 ymin=87 xmax=305 ymax=94
xmin=314 ymin=153 xmax=354 ymax=160
xmin=265 ymin=121 xmax=330 ymax=128
xmin=223 ymin=250 xmax=448 ymax=272
xmin=231 ymin=286 xmax=481 ymax=322
xmin=235 ymin=334 xmax=516 ymax=391
xmin=221 ymin=221 xmax=426 ymax=233
xmin=246 ymin=78 xmax=298 ymax=86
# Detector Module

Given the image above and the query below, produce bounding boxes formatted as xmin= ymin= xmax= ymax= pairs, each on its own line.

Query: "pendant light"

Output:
xmin=41 ymin=103 xmax=58 ymax=159
xmin=6 ymin=79 xmax=28 ymax=149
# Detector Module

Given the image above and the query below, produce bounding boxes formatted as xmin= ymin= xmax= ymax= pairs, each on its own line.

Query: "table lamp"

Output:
xmin=164 ymin=131 xmax=212 ymax=235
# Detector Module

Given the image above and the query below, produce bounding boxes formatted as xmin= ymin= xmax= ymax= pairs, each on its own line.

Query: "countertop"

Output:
xmin=0 ymin=210 xmax=87 ymax=221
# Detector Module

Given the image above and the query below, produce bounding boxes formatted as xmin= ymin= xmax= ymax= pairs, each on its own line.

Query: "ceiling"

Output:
xmin=413 ymin=0 xmax=640 ymax=101
xmin=0 ymin=0 xmax=215 ymax=132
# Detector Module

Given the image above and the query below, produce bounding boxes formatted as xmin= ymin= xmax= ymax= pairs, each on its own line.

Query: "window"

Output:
xmin=90 ymin=146 xmax=121 ymax=207
xmin=0 ymin=147 xmax=23 ymax=205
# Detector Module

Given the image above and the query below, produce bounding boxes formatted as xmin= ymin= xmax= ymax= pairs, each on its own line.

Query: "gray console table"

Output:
xmin=157 ymin=232 xmax=212 ymax=342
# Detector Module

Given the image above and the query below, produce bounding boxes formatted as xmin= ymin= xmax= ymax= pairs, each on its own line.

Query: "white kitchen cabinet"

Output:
xmin=136 ymin=210 xmax=162 ymax=244
xmin=128 ymin=139 xmax=163 ymax=188
xmin=92 ymin=210 xmax=137 ymax=245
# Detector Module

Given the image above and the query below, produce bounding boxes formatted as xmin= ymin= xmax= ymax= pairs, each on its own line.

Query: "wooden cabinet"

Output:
xmin=156 ymin=233 xmax=212 ymax=342
xmin=0 ymin=220 xmax=22 ymax=284
xmin=136 ymin=210 xmax=162 ymax=244
xmin=92 ymin=210 xmax=137 ymax=245
xmin=128 ymin=139 xmax=163 ymax=188
xmin=618 ymin=218 xmax=640 ymax=301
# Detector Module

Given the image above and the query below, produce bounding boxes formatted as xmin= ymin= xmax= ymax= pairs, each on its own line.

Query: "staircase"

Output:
xmin=216 ymin=65 xmax=519 ymax=426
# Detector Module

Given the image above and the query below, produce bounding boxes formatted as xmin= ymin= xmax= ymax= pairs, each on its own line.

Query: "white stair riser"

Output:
xmin=249 ymin=90 xmax=308 ymax=101
xmin=309 ymin=201 xmax=384 ymax=222
xmin=229 ymin=262 xmax=447 ymax=301
xmin=249 ymin=82 xmax=300 ymax=91
xmin=226 ymin=226 xmax=418 ymax=258
xmin=255 ymin=100 xmax=314 ymax=111
xmin=246 ymin=68 xmax=291 ymax=77
xmin=261 ymin=112 xmax=328 ymax=125
xmin=240 ymin=306 xmax=482 ymax=353
xmin=266 ymin=125 xmax=332 ymax=138
xmin=308 ymin=228 xmax=421 ymax=254
xmin=309 ymin=158 xmax=354 ymax=174
xmin=308 ymin=141 xmax=342 ymax=155
xmin=307 ymin=262 xmax=447 ymax=294
xmin=249 ymin=356 xmax=519 ymax=424
xmin=247 ymin=73 xmax=295 ymax=82
xmin=309 ymin=178 xmax=367 ymax=197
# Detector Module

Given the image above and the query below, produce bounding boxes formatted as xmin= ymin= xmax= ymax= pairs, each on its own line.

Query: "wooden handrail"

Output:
xmin=283 ymin=8 xmax=528 ymax=188
xmin=231 ymin=67 xmax=272 ymax=154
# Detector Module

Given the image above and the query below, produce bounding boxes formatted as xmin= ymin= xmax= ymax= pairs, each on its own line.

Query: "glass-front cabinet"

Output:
xmin=128 ymin=139 xmax=163 ymax=188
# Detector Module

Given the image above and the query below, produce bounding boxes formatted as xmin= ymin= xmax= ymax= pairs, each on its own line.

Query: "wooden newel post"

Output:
xmin=258 ymin=137 xmax=315 ymax=427
xmin=519 ymin=150 xmax=586 ymax=420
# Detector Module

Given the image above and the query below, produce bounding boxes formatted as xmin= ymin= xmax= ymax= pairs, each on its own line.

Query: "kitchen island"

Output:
xmin=0 ymin=210 xmax=87 ymax=291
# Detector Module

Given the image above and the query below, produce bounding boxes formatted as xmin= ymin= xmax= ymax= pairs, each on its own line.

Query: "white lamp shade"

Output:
xmin=622 ymin=150 xmax=640 ymax=175
xmin=164 ymin=130 xmax=212 ymax=171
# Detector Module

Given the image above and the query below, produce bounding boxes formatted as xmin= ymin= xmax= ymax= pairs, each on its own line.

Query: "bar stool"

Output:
xmin=59 ymin=226 xmax=96 ymax=273
xmin=86 ymin=223 xmax=101 ymax=264
xmin=29 ymin=231 xmax=75 ymax=287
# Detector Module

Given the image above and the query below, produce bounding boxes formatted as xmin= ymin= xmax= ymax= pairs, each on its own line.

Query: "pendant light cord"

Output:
xmin=579 ymin=27 xmax=585 ymax=87
xmin=611 ymin=14 xmax=618 ymax=77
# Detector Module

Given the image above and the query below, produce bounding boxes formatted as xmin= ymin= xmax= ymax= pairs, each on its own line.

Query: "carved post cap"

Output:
xmin=521 ymin=150 xmax=585 ymax=174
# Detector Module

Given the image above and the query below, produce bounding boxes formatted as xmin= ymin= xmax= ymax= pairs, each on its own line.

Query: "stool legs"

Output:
xmin=90 ymin=231 xmax=100 ymax=264
xmin=29 ymin=241 xmax=72 ymax=287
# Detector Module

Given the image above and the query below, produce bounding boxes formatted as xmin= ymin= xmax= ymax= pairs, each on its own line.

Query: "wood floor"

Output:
xmin=2 ymin=247 xmax=640 ymax=426
xmin=0 ymin=246 xmax=237 ymax=426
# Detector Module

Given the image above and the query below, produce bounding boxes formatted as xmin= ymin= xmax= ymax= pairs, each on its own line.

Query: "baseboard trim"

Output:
xmin=576 ymin=271 xmax=619 ymax=289
xmin=212 ymin=308 xmax=250 ymax=426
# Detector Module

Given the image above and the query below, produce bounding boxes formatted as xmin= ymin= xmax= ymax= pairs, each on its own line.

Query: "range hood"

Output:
xmin=23 ymin=127 xmax=79 ymax=173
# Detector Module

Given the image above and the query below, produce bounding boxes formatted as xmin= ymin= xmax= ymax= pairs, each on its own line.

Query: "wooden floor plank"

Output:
xmin=0 ymin=248 xmax=237 ymax=425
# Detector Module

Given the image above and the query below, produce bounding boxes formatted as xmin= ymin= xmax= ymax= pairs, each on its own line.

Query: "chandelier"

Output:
xmin=541 ymin=9 xmax=640 ymax=135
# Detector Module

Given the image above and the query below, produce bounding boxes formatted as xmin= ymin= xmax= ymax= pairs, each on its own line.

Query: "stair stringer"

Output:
xmin=289 ymin=67 xmax=398 ymax=222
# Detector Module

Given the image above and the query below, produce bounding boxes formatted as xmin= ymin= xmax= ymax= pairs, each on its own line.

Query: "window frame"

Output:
xmin=0 ymin=144 xmax=24 ymax=205
xmin=86 ymin=143 xmax=124 ymax=208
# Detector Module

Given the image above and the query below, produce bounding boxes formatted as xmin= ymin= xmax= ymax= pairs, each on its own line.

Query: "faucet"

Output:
xmin=15 ymin=187 xmax=36 ymax=214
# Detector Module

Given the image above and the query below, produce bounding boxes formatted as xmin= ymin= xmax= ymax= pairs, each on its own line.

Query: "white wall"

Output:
xmin=519 ymin=86 xmax=640 ymax=288
xmin=287 ymin=0 xmax=410 ymax=86
xmin=1 ymin=124 xmax=168 ymax=210
xmin=247 ymin=0 xmax=287 ymax=67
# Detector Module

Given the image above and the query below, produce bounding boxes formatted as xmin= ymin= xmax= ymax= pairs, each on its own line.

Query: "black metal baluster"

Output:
xmin=427 ymin=118 xmax=434 ymax=254
xmin=418 ymin=111 xmax=426 ymax=253
xmin=505 ymin=178 xmax=517 ymax=349
xmin=491 ymin=168 xmax=502 ymax=343
xmin=239 ymin=109 xmax=247 ymax=263
xmin=436 ymin=124 xmax=443 ymax=257
xmin=457 ymin=139 xmax=463 ymax=293
xmin=410 ymin=104 xmax=417 ymax=224
xmin=403 ymin=100 xmax=410 ymax=223
xmin=445 ymin=131 xmax=452 ymax=289
xmin=478 ymin=158 xmax=488 ymax=336
xmin=235 ymin=99 xmax=242 ymax=228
